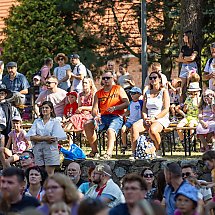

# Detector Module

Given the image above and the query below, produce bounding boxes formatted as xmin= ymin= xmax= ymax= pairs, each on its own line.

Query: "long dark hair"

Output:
xmin=183 ymin=30 xmax=196 ymax=48
xmin=39 ymin=101 xmax=56 ymax=118
xmin=149 ymin=71 xmax=163 ymax=90
xmin=141 ymin=167 xmax=155 ymax=188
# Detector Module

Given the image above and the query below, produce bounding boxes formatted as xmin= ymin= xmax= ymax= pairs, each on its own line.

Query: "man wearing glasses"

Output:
xmin=181 ymin=163 xmax=212 ymax=203
xmin=84 ymin=71 xmax=129 ymax=159
xmin=203 ymin=42 xmax=215 ymax=90
xmin=35 ymin=76 xmax=67 ymax=119
xmin=20 ymin=150 xmax=35 ymax=172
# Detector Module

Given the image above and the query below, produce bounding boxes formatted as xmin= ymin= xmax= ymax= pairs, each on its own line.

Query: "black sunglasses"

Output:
xmin=149 ymin=76 xmax=158 ymax=80
xmin=46 ymin=81 xmax=56 ymax=85
xmin=182 ymin=172 xmax=191 ymax=178
xmin=58 ymin=58 xmax=64 ymax=61
xmin=102 ymin=77 xmax=112 ymax=80
xmin=130 ymin=92 xmax=138 ymax=95
xmin=143 ymin=173 xmax=154 ymax=178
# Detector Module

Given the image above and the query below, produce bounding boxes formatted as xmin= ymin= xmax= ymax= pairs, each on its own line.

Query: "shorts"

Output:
xmin=179 ymin=62 xmax=198 ymax=78
xmin=33 ymin=142 xmax=60 ymax=166
xmin=125 ymin=121 xmax=133 ymax=128
xmin=99 ymin=114 xmax=123 ymax=135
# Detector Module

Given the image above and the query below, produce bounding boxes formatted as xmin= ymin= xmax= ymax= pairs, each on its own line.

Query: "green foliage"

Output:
xmin=1 ymin=0 xmax=76 ymax=79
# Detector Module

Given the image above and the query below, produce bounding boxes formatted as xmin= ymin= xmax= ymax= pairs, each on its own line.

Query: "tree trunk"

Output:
xmin=180 ymin=0 xmax=203 ymax=49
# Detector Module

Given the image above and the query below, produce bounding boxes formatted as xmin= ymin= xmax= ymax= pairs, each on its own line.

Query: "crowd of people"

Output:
xmin=0 ymin=30 xmax=215 ymax=214
xmin=0 ymin=153 xmax=215 ymax=214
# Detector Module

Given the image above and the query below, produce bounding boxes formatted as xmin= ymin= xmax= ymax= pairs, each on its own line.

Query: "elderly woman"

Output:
xmin=26 ymin=101 xmax=67 ymax=176
xmin=132 ymin=71 xmax=170 ymax=157
xmin=37 ymin=173 xmax=79 ymax=215
xmin=54 ymin=53 xmax=71 ymax=91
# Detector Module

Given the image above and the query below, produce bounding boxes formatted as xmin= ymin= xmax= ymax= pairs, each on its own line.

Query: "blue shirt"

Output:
xmin=109 ymin=203 xmax=130 ymax=215
xmin=2 ymin=72 xmax=30 ymax=92
xmin=164 ymin=180 xmax=189 ymax=215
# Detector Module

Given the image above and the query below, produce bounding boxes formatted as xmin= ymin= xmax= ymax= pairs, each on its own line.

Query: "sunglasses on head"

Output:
xmin=58 ymin=57 xmax=64 ymax=61
xmin=182 ymin=172 xmax=191 ymax=178
xmin=102 ymin=76 xmax=112 ymax=80
xmin=19 ymin=155 xmax=30 ymax=160
xmin=149 ymin=76 xmax=158 ymax=80
xmin=143 ymin=173 xmax=154 ymax=178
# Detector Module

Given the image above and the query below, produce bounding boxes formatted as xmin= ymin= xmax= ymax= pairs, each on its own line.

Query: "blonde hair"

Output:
xmin=42 ymin=173 xmax=79 ymax=204
xmin=83 ymin=77 xmax=97 ymax=94
xmin=151 ymin=62 xmax=161 ymax=70
xmin=49 ymin=201 xmax=71 ymax=215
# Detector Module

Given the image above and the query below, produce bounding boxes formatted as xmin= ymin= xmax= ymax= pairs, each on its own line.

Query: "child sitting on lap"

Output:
xmin=0 ymin=116 xmax=31 ymax=168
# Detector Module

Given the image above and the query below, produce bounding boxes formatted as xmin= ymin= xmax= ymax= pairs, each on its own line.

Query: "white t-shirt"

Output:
xmin=71 ymin=63 xmax=87 ymax=92
xmin=54 ymin=64 xmax=71 ymax=91
xmin=204 ymin=58 xmax=215 ymax=90
xmin=127 ymin=100 xmax=142 ymax=124
xmin=35 ymin=88 xmax=67 ymax=117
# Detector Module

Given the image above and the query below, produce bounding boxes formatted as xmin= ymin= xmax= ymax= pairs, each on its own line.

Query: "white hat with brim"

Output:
xmin=187 ymin=82 xmax=201 ymax=91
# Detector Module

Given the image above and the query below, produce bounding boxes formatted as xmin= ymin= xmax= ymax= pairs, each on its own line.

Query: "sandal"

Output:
xmin=121 ymin=145 xmax=127 ymax=155
xmin=101 ymin=153 xmax=112 ymax=160
xmin=87 ymin=151 xmax=100 ymax=158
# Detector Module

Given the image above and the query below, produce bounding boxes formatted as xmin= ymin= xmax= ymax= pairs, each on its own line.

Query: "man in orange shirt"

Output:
xmin=84 ymin=71 xmax=129 ymax=159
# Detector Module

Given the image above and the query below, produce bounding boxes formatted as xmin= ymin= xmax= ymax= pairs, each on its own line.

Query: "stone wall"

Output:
xmin=64 ymin=159 xmax=212 ymax=185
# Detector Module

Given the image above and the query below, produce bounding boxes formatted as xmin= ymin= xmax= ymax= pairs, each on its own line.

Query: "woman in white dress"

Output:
xmin=26 ymin=101 xmax=67 ymax=176
xmin=132 ymin=71 xmax=170 ymax=156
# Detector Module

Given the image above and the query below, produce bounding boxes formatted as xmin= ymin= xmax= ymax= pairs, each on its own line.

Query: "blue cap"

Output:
xmin=70 ymin=54 xmax=80 ymax=59
xmin=6 ymin=62 xmax=17 ymax=68
xmin=129 ymin=87 xmax=142 ymax=94
xmin=175 ymin=183 xmax=198 ymax=203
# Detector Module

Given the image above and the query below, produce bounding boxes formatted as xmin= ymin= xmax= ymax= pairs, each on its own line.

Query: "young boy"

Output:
xmin=121 ymin=87 xmax=143 ymax=157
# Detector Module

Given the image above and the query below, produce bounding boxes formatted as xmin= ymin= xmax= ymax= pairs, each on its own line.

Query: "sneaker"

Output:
xmin=156 ymin=150 xmax=162 ymax=158
xmin=129 ymin=152 xmax=136 ymax=160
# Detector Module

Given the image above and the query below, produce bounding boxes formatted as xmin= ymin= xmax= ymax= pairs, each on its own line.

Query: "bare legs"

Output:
xmin=148 ymin=122 xmax=163 ymax=150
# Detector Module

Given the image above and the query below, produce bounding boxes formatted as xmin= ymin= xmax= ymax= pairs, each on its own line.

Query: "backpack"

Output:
xmin=208 ymin=58 xmax=213 ymax=68
xmin=60 ymin=143 xmax=86 ymax=160
xmin=73 ymin=64 xmax=94 ymax=82
xmin=135 ymin=134 xmax=156 ymax=159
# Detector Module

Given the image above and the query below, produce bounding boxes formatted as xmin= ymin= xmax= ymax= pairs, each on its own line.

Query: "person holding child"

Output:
xmin=121 ymin=87 xmax=143 ymax=157
xmin=177 ymin=82 xmax=201 ymax=148
xmin=0 ymin=116 xmax=31 ymax=169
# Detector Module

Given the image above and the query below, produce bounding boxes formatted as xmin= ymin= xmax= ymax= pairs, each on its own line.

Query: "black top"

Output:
xmin=181 ymin=44 xmax=199 ymax=57
xmin=10 ymin=195 xmax=40 ymax=212
xmin=76 ymin=178 xmax=87 ymax=188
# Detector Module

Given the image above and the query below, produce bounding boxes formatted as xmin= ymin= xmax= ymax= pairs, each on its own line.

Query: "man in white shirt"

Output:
xmin=70 ymin=54 xmax=87 ymax=93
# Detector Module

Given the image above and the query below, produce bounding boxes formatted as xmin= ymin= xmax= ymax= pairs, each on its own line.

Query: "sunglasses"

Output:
xmin=143 ymin=173 xmax=154 ymax=178
xmin=130 ymin=92 xmax=138 ymax=95
xmin=204 ymin=94 xmax=213 ymax=98
xmin=149 ymin=76 xmax=158 ymax=80
xmin=182 ymin=172 xmax=191 ymax=178
xmin=46 ymin=81 xmax=56 ymax=85
xmin=19 ymin=155 xmax=30 ymax=160
xmin=58 ymin=58 xmax=64 ymax=61
xmin=102 ymin=77 xmax=112 ymax=80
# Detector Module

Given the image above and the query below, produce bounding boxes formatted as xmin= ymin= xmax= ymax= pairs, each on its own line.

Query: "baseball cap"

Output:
xmin=175 ymin=183 xmax=198 ymax=203
xmin=129 ymin=87 xmax=142 ymax=94
xmin=12 ymin=116 xmax=22 ymax=122
xmin=95 ymin=164 xmax=112 ymax=177
xmin=6 ymin=62 xmax=17 ymax=68
xmin=66 ymin=91 xmax=78 ymax=98
xmin=33 ymin=75 xmax=41 ymax=80
xmin=70 ymin=54 xmax=80 ymax=59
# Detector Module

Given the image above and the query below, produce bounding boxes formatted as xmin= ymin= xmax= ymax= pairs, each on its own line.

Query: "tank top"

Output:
xmin=96 ymin=85 xmax=124 ymax=116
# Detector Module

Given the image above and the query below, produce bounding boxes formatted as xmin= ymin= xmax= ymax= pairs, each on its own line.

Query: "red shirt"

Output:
xmin=63 ymin=102 xmax=78 ymax=117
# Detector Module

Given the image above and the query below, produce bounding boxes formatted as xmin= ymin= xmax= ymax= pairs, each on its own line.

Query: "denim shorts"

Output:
xmin=124 ymin=121 xmax=133 ymax=128
xmin=99 ymin=114 xmax=123 ymax=135
xmin=179 ymin=62 xmax=198 ymax=78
